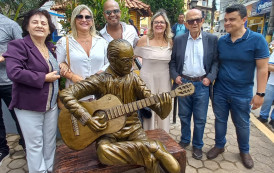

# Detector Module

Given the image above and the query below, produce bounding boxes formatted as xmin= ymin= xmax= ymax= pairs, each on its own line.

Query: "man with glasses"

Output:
xmin=169 ymin=9 xmax=218 ymax=160
xmin=100 ymin=0 xmax=139 ymax=47
xmin=206 ymin=4 xmax=269 ymax=169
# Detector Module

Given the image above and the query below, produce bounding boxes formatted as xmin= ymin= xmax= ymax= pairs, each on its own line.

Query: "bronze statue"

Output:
xmin=59 ymin=39 xmax=181 ymax=173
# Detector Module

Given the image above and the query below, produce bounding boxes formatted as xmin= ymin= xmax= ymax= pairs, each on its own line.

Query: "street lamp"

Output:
xmin=189 ymin=0 xmax=198 ymax=9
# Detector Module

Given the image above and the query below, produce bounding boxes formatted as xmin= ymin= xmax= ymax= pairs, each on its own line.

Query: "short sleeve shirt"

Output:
xmin=100 ymin=22 xmax=139 ymax=47
xmin=215 ymin=28 xmax=269 ymax=96
xmin=0 ymin=14 xmax=22 ymax=85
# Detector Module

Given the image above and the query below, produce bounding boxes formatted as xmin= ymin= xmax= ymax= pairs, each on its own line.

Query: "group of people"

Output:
xmin=0 ymin=0 xmax=271 ymax=172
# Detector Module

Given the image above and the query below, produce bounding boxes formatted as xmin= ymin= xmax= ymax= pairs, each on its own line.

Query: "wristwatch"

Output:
xmin=256 ymin=92 xmax=265 ymax=97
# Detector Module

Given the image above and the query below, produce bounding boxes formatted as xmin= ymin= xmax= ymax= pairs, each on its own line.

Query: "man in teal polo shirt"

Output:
xmin=206 ymin=4 xmax=269 ymax=169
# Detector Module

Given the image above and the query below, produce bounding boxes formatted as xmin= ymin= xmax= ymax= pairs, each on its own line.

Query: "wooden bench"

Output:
xmin=53 ymin=129 xmax=186 ymax=173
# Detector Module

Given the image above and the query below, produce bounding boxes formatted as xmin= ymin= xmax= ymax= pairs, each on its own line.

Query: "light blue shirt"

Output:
xmin=175 ymin=24 xmax=186 ymax=38
xmin=183 ymin=32 xmax=205 ymax=77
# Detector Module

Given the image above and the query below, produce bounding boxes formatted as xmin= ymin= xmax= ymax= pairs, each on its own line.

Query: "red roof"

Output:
xmin=51 ymin=0 xmax=152 ymax=16
xmin=125 ymin=0 xmax=152 ymax=16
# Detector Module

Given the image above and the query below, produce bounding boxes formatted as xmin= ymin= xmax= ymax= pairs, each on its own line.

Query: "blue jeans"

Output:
xmin=213 ymin=90 xmax=252 ymax=153
xmin=259 ymin=84 xmax=274 ymax=120
xmin=178 ymin=78 xmax=209 ymax=149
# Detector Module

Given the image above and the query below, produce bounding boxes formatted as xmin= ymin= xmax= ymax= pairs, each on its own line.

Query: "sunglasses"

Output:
xmin=104 ymin=9 xmax=120 ymax=16
xmin=76 ymin=15 xmax=92 ymax=21
xmin=187 ymin=18 xmax=203 ymax=25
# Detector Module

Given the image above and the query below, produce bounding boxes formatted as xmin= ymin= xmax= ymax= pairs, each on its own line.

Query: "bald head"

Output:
xmin=104 ymin=0 xmax=119 ymax=10
xmin=185 ymin=9 xmax=202 ymax=20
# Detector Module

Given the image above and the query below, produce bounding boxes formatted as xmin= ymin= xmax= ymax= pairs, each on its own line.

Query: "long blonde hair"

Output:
xmin=147 ymin=9 xmax=173 ymax=43
xmin=70 ymin=5 xmax=96 ymax=38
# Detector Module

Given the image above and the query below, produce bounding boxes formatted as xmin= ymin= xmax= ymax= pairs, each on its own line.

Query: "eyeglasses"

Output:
xmin=153 ymin=21 xmax=166 ymax=25
xmin=104 ymin=9 xmax=120 ymax=16
xmin=186 ymin=18 xmax=202 ymax=25
xmin=76 ymin=15 xmax=93 ymax=21
xmin=119 ymin=57 xmax=133 ymax=63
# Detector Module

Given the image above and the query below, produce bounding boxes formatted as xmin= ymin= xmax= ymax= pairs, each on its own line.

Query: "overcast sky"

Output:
xmin=208 ymin=0 xmax=221 ymax=10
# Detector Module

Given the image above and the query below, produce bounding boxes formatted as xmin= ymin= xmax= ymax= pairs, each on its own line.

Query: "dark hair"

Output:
xmin=22 ymin=9 xmax=55 ymax=42
xmin=225 ymin=4 xmax=247 ymax=19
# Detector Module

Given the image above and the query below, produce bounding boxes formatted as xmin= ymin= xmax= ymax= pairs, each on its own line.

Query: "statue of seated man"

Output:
xmin=59 ymin=39 xmax=180 ymax=173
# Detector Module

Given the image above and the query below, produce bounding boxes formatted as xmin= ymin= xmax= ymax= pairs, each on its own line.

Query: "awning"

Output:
xmin=49 ymin=11 xmax=65 ymax=18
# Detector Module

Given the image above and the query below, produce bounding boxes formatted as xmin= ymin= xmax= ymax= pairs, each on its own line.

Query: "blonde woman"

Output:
xmin=57 ymin=5 xmax=109 ymax=100
xmin=134 ymin=10 xmax=173 ymax=133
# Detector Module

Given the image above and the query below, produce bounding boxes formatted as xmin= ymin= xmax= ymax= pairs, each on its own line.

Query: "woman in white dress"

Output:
xmin=134 ymin=10 xmax=173 ymax=133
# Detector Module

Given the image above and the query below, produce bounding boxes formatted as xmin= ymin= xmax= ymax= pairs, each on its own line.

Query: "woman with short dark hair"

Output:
xmin=3 ymin=9 xmax=59 ymax=172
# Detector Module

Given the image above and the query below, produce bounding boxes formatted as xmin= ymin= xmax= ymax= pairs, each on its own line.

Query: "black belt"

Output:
xmin=181 ymin=74 xmax=206 ymax=82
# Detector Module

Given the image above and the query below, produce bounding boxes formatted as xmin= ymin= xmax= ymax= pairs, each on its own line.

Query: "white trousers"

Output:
xmin=15 ymin=105 xmax=58 ymax=173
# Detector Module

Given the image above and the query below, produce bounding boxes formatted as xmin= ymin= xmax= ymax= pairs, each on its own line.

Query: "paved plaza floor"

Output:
xmin=0 ymin=102 xmax=273 ymax=173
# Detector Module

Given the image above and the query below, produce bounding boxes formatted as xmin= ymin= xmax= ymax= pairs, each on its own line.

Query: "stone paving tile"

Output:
xmin=197 ymin=167 xmax=212 ymax=173
xmin=253 ymin=153 xmax=272 ymax=166
xmin=219 ymin=161 xmax=237 ymax=170
xmin=203 ymin=160 xmax=219 ymax=170
xmin=9 ymin=169 xmax=25 ymax=173
xmin=186 ymin=165 xmax=198 ymax=173
xmin=213 ymin=169 xmax=230 ymax=173
xmin=11 ymin=151 xmax=26 ymax=160
xmin=22 ymin=164 xmax=28 ymax=172
xmin=8 ymin=159 xmax=27 ymax=169
xmin=188 ymin=157 xmax=204 ymax=168
xmin=226 ymin=145 xmax=239 ymax=154
xmin=222 ymin=152 xmax=239 ymax=163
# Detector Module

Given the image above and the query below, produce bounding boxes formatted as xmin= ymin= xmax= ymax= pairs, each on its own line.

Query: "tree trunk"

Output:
xmin=266 ymin=0 xmax=274 ymax=42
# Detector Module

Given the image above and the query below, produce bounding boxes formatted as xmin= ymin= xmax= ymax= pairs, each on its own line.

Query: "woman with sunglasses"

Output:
xmin=56 ymin=5 xmax=109 ymax=100
xmin=134 ymin=9 xmax=173 ymax=133
xmin=3 ymin=9 xmax=60 ymax=172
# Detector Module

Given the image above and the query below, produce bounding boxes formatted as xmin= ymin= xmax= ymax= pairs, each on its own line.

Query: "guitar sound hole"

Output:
xmin=93 ymin=110 xmax=108 ymax=124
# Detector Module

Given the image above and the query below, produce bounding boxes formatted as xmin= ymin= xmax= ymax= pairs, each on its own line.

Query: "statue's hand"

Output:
xmin=158 ymin=93 xmax=172 ymax=119
xmin=86 ymin=111 xmax=107 ymax=131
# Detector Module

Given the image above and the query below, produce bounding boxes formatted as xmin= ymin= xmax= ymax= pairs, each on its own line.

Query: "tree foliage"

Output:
xmin=0 ymin=0 xmax=48 ymax=21
xmin=59 ymin=0 xmax=130 ymax=33
xmin=141 ymin=0 xmax=184 ymax=25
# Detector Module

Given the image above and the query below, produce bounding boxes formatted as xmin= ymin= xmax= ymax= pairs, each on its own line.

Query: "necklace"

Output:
xmin=160 ymin=40 xmax=167 ymax=49
xmin=78 ymin=37 xmax=92 ymax=45
xmin=81 ymin=40 xmax=90 ymax=45
xmin=35 ymin=44 xmax=49 ymax=59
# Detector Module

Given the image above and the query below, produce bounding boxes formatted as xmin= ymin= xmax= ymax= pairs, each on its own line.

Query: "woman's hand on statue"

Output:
xmin=71 ymin=74 xmax=83 ymax=83
xmin=96 ymin=70 xmax=104 ymax=74
xmin=59 ymin=62 xmax=70 ymax=76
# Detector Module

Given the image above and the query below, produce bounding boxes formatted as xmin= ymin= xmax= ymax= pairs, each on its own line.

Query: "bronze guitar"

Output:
xmin=58 ymin=83 xmax=195 ymax=150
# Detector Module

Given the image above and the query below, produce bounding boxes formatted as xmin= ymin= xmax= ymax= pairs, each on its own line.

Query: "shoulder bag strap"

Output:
xmin=66 ymin=36 xmax=71 ymax=68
